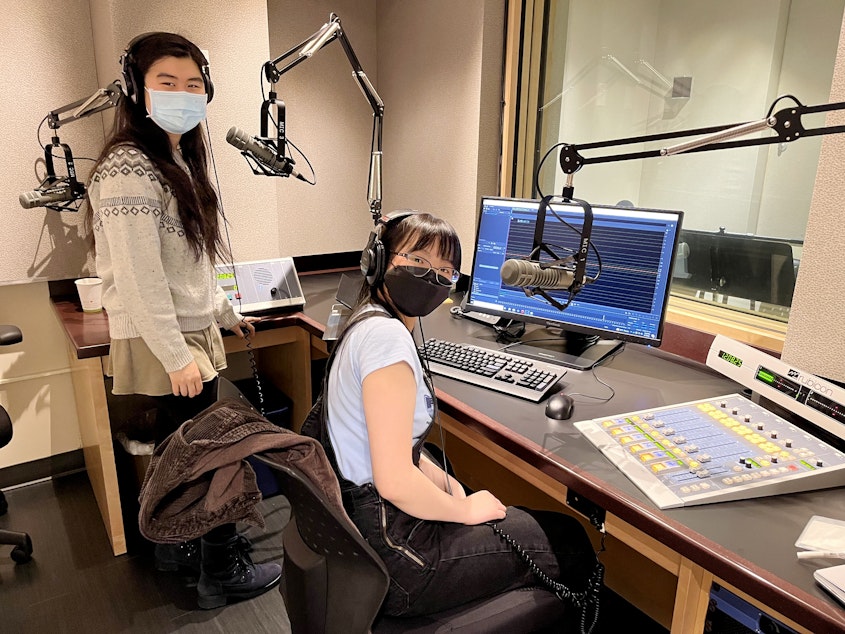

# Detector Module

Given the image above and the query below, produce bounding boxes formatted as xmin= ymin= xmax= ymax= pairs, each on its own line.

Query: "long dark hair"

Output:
xmin=355 ymin=212 xmax=462 ymax=313
xmin=86 ymin=32 xmax=226 ymax=263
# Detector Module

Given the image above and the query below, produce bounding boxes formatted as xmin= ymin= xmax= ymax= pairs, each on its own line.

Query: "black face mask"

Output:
xmin=383 ymin=266 xmax=451 ymax=317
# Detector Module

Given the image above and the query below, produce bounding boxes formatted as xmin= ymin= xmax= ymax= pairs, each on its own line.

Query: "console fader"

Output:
xmin=576 ymin=336 xmax=845 ymax=508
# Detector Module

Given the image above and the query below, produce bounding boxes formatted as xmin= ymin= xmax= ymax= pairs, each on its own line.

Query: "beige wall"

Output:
xmin=266 ymin=0 xmax=380 ymax=257
xmin=781 ymin=17 xmax=845 ymax=382
xmin=378 ymin=0 xmax=505 ymax=264
xmin=2 ymin=0 xmax=503 ymax=279
xmin=1 ymin=0 xmax=277 ymax=285
xmin=0 ymin=1 xmax=504 ymax=469
xmin=265 ymin=0 xmax=505 ymax=261
xmin=88 ymin=0 xmax=278 ymax=264
xmin=1 ymin=0 xmax=101 ymax=283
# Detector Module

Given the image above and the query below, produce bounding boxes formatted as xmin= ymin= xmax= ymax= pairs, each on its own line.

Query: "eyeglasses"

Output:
xmin=391 ymin=252 xmax=460 ymax=286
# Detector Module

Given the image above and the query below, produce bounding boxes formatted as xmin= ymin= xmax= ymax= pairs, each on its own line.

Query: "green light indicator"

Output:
xmin=757 ymin=370 xmax=776 ymax=384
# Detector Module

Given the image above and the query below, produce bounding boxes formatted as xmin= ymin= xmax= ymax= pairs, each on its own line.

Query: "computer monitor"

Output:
xmin=672 ymin=229 xmax=796 ymax=307
xmin=463 ymin=196 xmax=683 ymax=370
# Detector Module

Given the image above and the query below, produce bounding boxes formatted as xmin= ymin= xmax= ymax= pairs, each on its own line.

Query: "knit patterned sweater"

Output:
xmin=88 ymin=145 xmax=241 ymax=373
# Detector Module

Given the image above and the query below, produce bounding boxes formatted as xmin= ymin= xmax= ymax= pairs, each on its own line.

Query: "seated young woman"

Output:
xmin=306 ymin=210 xmax=602 ymax=624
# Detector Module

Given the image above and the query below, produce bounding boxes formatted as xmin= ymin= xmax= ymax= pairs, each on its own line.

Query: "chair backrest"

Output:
xmin=0 ymin=406 xmax=11 ymax=449
xmin=0 ymin=325 xmax=22 ymax=347
xmin=255 ymin=454 xmax=389 ymax=634
xmin=0 ymin=325 xmax=20 ymax=449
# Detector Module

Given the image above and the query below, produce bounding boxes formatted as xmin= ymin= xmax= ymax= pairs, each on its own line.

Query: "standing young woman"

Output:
xmin=307 ymin=211 xmax=602 ymax=626
xmin=85 ymin=32 xmax=281 ymax=609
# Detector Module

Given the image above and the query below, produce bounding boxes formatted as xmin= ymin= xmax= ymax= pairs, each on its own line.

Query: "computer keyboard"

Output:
xmin=420 ymin=338 xmax=565 ymax=402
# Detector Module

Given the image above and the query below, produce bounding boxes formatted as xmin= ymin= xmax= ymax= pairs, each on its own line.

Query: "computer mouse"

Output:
xmin=545 ymin=392 xmax=575 ymax=421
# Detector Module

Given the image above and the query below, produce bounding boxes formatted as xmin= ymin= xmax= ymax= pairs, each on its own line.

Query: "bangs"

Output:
xmin=389 ymin=213 xmax=461 ymax=270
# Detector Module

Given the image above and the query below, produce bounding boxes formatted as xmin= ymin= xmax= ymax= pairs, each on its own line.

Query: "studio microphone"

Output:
xmin=19 ymin=185 xmax=78 ymax=209
xmin=226 ymin=126 xmax=306 ymax=181
xmin=500 ymin=258 xmax=576 ymax=290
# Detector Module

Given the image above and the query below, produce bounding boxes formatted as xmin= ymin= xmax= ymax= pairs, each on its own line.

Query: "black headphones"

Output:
xmin=120 ymin=32 xmax=214 ymax=105
xmin=360 ymin=210 xmax=421 ymax=287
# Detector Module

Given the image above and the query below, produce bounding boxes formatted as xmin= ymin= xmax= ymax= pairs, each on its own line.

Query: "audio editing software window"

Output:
xmin=465 ymin=197 xmax=683 ymax=345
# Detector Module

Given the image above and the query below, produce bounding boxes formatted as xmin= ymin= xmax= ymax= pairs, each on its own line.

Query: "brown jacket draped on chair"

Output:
xmin=138 ymin=396 xmax=347 ymax=543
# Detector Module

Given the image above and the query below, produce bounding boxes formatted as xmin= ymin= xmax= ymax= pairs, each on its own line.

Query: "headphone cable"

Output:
xmin=205 ymin=119 xmax=265 ymax=414
xmin=416 ymin=316 xmax=454 ymax=496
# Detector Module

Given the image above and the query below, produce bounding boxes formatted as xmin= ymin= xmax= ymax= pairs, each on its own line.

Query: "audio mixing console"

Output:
xmin=576 ymin=336 xmax=845 ymax=508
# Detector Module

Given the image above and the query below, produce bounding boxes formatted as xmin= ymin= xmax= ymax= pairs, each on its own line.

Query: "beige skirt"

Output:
xmin=106 ymin=324 xmax=227 ymax=396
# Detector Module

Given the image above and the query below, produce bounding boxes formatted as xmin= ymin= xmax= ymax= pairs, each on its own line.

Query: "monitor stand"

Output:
xmin=505 ymin=329 xmax=624 ymax=371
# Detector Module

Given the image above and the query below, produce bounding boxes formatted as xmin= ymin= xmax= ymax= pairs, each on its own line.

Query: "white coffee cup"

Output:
xmin=75 ymin=277 xmax=103 ymax=313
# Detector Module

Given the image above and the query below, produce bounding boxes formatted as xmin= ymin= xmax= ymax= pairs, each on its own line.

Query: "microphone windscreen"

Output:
xmin=500 ymin=258 xmax=526 ymax=286
xmin=19 ymin=186 xmax=76 ymax=209
xmin=501 ymin=258 xmax=575 ymax=289
xmin=226 ymin=126 xmax=248 ymax=149
xmin=19 ymin=191 xmax=40 ymax=209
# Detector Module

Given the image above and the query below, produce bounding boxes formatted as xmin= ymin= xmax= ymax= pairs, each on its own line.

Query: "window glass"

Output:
xmin=530 ymin=0 xmax=845 ymax=322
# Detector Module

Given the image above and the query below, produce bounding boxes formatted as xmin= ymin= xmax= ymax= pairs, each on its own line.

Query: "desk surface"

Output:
xmin=295 ymin=272 xmax=845 ymax=633
xmin=51 ymin=272 xmax=845 ymax=631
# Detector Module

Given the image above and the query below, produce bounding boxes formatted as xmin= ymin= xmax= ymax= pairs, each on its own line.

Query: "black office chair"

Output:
xmin=0 ymin=325 xmax=33 ymax=564
xmin=255 ymin=454 xmax=567 ymax=633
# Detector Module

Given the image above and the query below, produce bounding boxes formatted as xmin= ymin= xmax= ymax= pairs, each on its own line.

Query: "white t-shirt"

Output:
xmin=327 ymin=307 xmax=435 ymax=486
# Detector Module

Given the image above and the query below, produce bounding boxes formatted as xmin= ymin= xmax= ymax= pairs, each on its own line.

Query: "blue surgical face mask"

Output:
xmin=145 ymin=88 xmax=207 ymax=135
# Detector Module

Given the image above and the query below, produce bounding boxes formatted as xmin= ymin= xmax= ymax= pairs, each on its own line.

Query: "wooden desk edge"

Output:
xmin=435 ymin=389 xmax=845 ymax=632
xmin=50 ymin=295 xmax=844 ymax=630
xmin=51 ymin=298 xmax=111 ymax=359
xmin=51 ymin=296 xmax=324 ymax=360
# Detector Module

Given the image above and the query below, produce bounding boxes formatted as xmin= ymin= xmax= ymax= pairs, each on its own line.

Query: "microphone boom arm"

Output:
xmin=555 ymin=95 xmax=845 ymax=199
xmin=263 ymin=13 xmax=385 ymax=223
xmin=521 ymin=94 xmax=845 ymax=312
xmin=24 ymin=81 xmax=122 ymax=211
xmin=46 ymin=80 xmax=123 ymax=130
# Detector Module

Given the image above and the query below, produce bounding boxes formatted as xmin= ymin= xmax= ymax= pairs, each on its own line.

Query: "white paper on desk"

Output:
xmin=796 ymin=515 xmax=845 ymax=552
xmin=815 ymin=564 xmax=845 ymax=607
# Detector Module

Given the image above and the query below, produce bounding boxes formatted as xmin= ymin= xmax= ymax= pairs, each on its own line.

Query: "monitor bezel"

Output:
xmin=462 ymin=196 xmax=684 ymax=349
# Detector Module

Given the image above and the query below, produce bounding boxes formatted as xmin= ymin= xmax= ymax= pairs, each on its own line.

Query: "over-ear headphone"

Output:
xmin=360 ymin=210 xmax=420 ymax=287
xmin=120 ymin=32 xmax=214 ymax=105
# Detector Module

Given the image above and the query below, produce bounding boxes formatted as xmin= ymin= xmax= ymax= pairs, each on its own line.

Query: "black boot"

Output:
xmin=154 ymin=539 xmax=201 ymax=574
xmin=197 ymin=534 xmax=282 ymax=609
